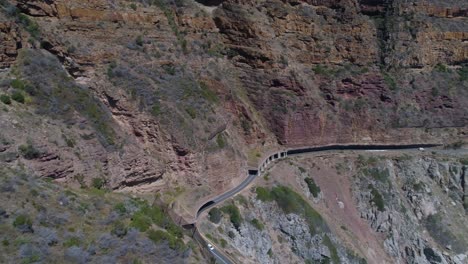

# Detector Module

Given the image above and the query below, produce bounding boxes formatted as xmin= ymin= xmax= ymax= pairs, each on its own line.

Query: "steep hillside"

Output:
xmin=199 ymin=150 xmax=467 ymax=263
xmin=0 ymin=167 xmax=208 ymax=263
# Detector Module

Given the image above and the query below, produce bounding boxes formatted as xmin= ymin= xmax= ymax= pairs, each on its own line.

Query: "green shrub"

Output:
xmin=208 ymin=208 xmax=222 ymax=224
xmin=458 ymin=65 xmax=468 ymax=81
xmin=250 ymin=218 xmax=264 ymax=230
xmin=216 ymin=134 xmax=225 ymax=148
xmin=130 ymin=203 xmax=178 ymax=233
xmin=13 ymin=215 xmax=32 ymax=229
xmin=151 ymin=103 xmax=161 ymax=116
xmin=114 ymin=203 xmax=127 ymax=215
xmin=220 ymin=238 xmax=227 ymax=248
xmin=2 ymin=239 xmax=9 ymax=246
xmin=130 ymin=211 xmax=152 ymax=232
xmin=221 ymin=204 xmax=242 ymax=230
xmin=369 ymin=185 xmax=385 ymax=211
xmin=136 ymin=35 xmax=143 ymax=46
xmin=460 ymin=158 xmax=468 ymax=165
xmin=11 ymin=90 xmax=25 ymax=103
xmin=0 ymin=95 xmax=11 ymax=105
xmin=92 ymin=178 xmax=105 ymax=189
xmin=185 ymin=107 xmax=197 ymax=119
xmin=434 ymin=63 xmax=449 ymax=73
xmin=255 ymin=187 xmax=273 ymax=202
xmin=63 ymin=237 xmax=81 ymax=248
xmin=199 ymin=81 xmax=218 ymax=103
xmin=312 ymin=65 xmax=335 ymax=76
xmin=304 ymin=178 xmax=321 ymax=198
xmin=18 ymin=143 xmax=40 ymax=159
xmin=382 ymin=72 xmax=397 ymax=90
xmin=162 ymin=64 xmax=176 ymax=75
xmin=130 ymin=3 xmax=137 ymax=10
xmin=147 ymin=229 xmax=185 ymax=250
xmin=11 ymin=79 xmax=26 ymax=90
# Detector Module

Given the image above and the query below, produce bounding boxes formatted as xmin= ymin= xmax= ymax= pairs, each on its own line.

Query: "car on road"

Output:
xmin=207 ymin=243 xmax=214 ymax=251
xmin=419 ymin=147 xmax=425 ymax=151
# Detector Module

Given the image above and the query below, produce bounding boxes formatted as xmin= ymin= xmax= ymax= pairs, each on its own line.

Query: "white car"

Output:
xmin=419 ymin=147 xmax=425 ymax=151
xmin=207 ymin=243 xmax=214 ymax=251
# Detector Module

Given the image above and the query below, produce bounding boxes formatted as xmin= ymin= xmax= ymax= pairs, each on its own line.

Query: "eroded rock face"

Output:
xmin=353 ymin=157 xmax=468 ymax=264
xmin=0 ymin=21 xmax=21 ymax=69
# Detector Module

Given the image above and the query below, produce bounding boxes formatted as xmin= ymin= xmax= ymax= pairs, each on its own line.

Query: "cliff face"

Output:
xmin=212 ymin=0 xmax=468 ymax=145
xmin=0 ymin=0 xmax=467 ymax=218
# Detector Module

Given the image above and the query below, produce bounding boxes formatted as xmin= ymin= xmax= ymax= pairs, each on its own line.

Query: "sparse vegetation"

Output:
xmin=16 ymin=50 xmax=116 ymax=146
xmin=0 ymin=168 xmax=190 ymax=262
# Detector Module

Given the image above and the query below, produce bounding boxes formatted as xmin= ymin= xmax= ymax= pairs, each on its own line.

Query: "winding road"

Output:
xmin=192 ymin=143 xmax=440 ymax=264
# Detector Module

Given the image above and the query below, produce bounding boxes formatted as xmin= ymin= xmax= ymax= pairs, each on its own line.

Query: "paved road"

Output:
xmin=194 ymin=143 xmax=441 ymax=264
xmin=193 ymin=229 xmax=233 ymax=264
xmin=197 ymin=173 xmax=257 ymax=217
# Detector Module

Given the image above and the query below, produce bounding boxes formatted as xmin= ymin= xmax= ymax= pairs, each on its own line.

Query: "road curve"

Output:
xmin=192 ymin=143 xmax=440 ymax=264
